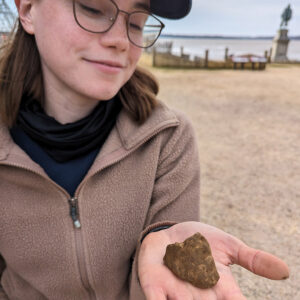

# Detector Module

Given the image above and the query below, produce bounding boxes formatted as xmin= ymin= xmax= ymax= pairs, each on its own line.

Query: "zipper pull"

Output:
xmin=68 ymin=198 xmax=81 ymax=229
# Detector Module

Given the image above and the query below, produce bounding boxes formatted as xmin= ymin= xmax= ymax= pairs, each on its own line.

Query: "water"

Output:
xmin=157 ymin=37 xmax=300 ymax=61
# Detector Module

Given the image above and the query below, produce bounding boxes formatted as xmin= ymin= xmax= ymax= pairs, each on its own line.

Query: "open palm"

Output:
xmin=138 ymin=221 xmax=289 ymax=300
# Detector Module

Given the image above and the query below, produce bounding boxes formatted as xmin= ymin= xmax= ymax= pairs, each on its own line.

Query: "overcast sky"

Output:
xmin=7 ymin=0 xmax=300 ymax=36
xmin=161 ymin=0 xmax=300 ymax=36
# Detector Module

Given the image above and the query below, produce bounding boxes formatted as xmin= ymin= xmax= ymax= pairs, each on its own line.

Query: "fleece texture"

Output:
xmin=0 ymin=101 xmax=201 ymax=300
xmin=10 ymin=126 xmax=100 ymax=196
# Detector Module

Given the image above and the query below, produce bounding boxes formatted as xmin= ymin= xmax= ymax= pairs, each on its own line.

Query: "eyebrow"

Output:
xmin=133 ymin=2 xmax=150 ymax=12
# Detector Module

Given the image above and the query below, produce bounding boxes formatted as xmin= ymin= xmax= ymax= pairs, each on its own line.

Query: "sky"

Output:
xmin=7 ymin=0 xmax=300 ymax=37
xmin=161 ymin=0 xmax=300 ymax=36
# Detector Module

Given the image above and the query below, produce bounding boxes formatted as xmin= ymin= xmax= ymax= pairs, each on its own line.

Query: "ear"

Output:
xmin=17 ymin=0 xmax=36 ymax=35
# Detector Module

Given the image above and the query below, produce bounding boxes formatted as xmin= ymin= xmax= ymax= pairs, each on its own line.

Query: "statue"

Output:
xmin=280 ymin=4 xmax=292 ymax=28
xmin=271 ymin=4 xmax=292 ymax=62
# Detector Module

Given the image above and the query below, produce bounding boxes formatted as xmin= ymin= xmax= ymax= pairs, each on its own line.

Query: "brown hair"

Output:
xmin=0 ymin=20 xmax=159 ymax=128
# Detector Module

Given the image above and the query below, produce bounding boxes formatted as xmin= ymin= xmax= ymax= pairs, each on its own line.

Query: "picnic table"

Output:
xmin=231 ymin=55 xmax=267 ymax=70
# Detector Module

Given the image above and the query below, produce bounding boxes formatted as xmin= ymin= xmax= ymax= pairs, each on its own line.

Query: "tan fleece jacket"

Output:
xmin=0 ymin=101 xmax=200 ymax=300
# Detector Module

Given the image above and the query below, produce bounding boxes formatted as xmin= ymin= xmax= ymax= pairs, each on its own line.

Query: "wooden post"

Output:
xmin=268 ymin=48 xmax=272 ymax=63
xmin=152 ymin=47 xmax=156 ymax=67
xmin=180 ymin=46 xmax=184 ymax=57
xmin=225 ymin=48 xmax=229 ymax=61
xmin=169 ymin=42 xmax=173 ymax=54
xmin=205 ymin=50 xmax=209 ymax=68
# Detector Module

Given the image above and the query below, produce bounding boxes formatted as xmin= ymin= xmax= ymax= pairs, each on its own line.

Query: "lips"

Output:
xmin=83 ymin=58 xmax=125 ymax=68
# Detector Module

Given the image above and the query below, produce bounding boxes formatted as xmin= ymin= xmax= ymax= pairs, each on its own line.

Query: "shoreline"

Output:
xmin=160 ymin=34 xmax=300 ymax=40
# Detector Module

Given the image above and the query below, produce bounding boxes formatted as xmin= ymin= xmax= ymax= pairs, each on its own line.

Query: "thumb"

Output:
xmin=142 ymin=286 xmax=166 ymax=300
xmin=236 ymin=244 xmax=289 ymax=280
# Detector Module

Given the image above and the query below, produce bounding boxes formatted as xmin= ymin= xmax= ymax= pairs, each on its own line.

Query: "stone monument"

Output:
xmin=271 ymin=4 xmax=293 ymax=63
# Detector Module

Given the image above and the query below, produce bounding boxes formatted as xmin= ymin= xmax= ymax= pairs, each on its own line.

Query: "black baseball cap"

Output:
xmin=151 ymin=0 xmax=192 ymax=19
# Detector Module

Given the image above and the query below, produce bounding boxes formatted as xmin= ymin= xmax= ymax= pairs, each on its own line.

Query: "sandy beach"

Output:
xmin=140 ymin=61 xmax=300 ymax=299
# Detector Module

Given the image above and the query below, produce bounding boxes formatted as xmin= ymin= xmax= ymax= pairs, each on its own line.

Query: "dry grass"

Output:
xmin=141 ymin=62 xmax=300 ymax=299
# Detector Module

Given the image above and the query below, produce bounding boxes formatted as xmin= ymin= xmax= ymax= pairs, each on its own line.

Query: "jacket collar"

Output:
xmin=0 ymin=101 xmax=179 ymax=165
xmin=116 ymin=102 xmax=179 ymax=150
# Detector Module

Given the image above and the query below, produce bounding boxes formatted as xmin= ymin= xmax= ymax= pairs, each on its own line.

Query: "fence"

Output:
xmin=146 ymin=43 xmax=270 ymax=70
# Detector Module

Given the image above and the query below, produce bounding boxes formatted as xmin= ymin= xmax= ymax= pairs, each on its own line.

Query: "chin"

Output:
xmin=86 ymin=86 xmax=121 ymax=101
xmin=78 ymin=76 xmax=130 ymax=101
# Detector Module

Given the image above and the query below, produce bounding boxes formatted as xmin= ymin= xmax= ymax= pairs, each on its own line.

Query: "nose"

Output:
xmin=99 ymin=12 xmax=130 ymax=51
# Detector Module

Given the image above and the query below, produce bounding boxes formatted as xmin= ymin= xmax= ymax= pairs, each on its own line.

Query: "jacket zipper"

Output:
xmin=0 ymin=163 xmax=97 ymax=299
xmin=68 ymin=198 xmax=81 ymax=229
xmin=70 ymin=122 xmax=179 ymax=300
xmin=1 ymin=120 xmax=179 ymax=300
xmin=68 ymin=198 xmax=97 ymax=299
xmin=74 ymin=222 xmax=97 ymax=300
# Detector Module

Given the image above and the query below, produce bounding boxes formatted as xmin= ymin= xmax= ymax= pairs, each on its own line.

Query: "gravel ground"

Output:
xmin=145 ymin=64 xmax=300 ymax=300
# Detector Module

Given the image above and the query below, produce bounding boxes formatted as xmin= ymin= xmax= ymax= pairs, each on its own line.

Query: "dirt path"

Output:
xmin=145 ymin=64 xmax=300 ymax=299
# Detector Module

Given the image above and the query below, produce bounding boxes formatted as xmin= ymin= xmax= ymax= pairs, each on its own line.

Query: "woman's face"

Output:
xmin=23 ymin=0 xmax=148 ymax=102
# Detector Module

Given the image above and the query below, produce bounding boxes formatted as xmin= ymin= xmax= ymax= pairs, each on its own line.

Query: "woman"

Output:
xmin=0 ymin=0 xmax=289 ymax=299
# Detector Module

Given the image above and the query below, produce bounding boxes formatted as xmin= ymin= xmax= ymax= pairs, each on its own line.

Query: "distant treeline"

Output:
xmin=161 ymin=34 xmax=300 ymax=40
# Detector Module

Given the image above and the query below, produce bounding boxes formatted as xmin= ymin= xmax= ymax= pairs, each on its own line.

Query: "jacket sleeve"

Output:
xmin=0 ymin=255 xmax=9 ymax=299
xmin=129 ymin=111 xmax=201 ymax=300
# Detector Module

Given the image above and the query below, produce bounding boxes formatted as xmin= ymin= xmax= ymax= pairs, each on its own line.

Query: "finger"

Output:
xmin=142 ymin=286 xmax=166 ymax=300
xmin=214 ymin=266 xmax=247 ymax=300
xmin=226 ymin=294 xmax=247 ymax=300
xmin=235 ymin=244 xmax=289 ymax=280
xmin=188 ymin=285 xmax=216 ymax=300
xmin=167 ymin=287 xmax=193 ymax=300
xmin=143 ymin=283 xmax=193 ymax=300
xmin=164 ymin=279 xmax=194 ymax=300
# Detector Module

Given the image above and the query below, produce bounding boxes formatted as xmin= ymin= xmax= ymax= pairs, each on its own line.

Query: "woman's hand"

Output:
xmin=138 ymin=221 xmax=289 ymax=300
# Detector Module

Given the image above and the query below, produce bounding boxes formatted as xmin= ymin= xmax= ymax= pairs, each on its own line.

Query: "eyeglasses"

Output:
xmin=73 ymin=0 xmax=165 ymax=48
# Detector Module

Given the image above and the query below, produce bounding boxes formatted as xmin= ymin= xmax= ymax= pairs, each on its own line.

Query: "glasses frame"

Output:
xmin=72 ymin=0 xmax=165 ymax=48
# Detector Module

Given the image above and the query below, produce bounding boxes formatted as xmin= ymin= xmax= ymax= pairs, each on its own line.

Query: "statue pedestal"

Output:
xmin=271 ymin=29 xmax=290 ymax=62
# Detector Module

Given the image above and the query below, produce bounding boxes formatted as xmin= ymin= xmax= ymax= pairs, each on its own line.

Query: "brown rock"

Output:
xmin=163 ymin=232 xmax=220 ymax=289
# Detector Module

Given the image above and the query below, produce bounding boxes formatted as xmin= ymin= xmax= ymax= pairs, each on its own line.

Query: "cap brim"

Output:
xmin=150 ymin=0 xmax=192 ymax=20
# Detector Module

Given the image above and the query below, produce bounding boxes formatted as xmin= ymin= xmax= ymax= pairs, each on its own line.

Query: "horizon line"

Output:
xmin=160 ymin=33 xmax=300 ymax=40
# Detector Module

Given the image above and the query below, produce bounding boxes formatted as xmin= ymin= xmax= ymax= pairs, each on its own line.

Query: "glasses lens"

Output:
xmin=128 ymin=13 xmax=162 ymax=48
xmin=74 ymin=0 xmax=117 ymax=32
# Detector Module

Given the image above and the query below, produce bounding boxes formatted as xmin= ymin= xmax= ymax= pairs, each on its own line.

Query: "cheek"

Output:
xmin=33 ymin=2 xmax=87 ymax=55
xmin=128 ymin=47 xmax=143 ymax=70
xmin=122 ymin=48 xmax=142 ymax=85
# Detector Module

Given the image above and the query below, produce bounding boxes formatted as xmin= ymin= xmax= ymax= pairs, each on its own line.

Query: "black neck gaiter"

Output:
xmin=16 ymin=97 xmax=122 ymax=162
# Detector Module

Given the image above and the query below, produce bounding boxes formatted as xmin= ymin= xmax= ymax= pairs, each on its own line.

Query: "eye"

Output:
xmin=79 ymin=3 xmax=103 ymax=16
xmin=129 ymin=23 xmax=143 ymax=31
